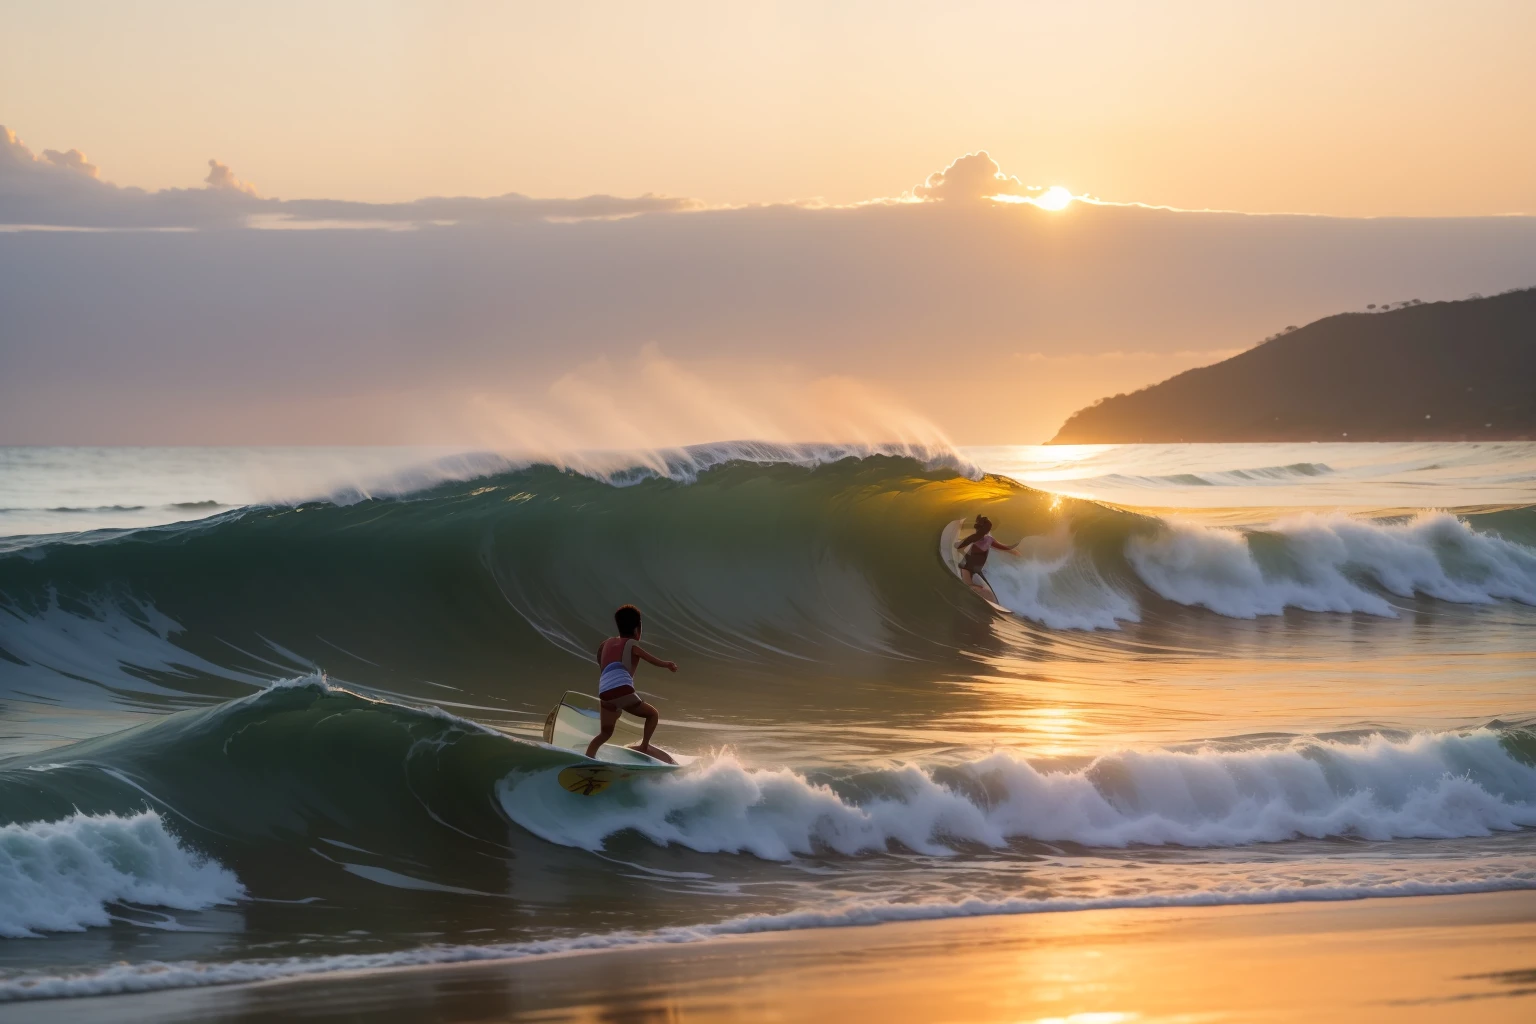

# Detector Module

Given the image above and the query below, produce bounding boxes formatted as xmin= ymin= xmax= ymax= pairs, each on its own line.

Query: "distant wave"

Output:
xmin=0 ymin=505 xmax=148 ymax=515
xmin=1090 ymin=461 xmax=1335 ymax=490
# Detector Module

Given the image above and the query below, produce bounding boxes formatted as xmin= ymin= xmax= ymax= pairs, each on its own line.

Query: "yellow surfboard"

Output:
xmin=542 ymin=692 xmax=687 ymax=796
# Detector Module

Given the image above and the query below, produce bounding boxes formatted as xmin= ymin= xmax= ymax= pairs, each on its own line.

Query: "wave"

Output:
xmin=1123 ymin=511 xmax=1536 ymax=619
xmin=5 ymin=683 xmax=1533 ymax=874
xmin=1092 ymin=461 xmax=1336 ymax=490
xmin=502 ymin=728 xmax=1536 ymax=858
xmin=0 ymin=810 xmax=243 ymax=939
xmin=0 ymin=451 xmax=1533 ymax=708
xmin=5 ymin=871 xmax=1535 ymax=1001
xmin=0 ymin=679 xmax=1532 ymax=1001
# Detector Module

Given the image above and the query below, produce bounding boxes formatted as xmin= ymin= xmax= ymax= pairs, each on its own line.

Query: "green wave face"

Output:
xmin=3 ymin=451 xmax=1534 ymax=718
xmin=0 ymin=456 xmax=1104 ymax=712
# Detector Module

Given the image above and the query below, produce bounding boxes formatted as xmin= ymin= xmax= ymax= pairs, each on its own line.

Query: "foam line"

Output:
xmin=4 ymin=875 xmax=1533 ymax=1001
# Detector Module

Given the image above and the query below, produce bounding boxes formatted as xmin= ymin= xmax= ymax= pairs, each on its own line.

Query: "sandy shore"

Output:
xmin=6 ymin=891 xmax=1535 ymax=1023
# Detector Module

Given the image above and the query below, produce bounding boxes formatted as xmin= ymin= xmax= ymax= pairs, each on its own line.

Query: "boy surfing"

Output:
xmin=587 ymin=604 xmax=678 ymax=764
xmin=955 ymin=515 xmax=1017 ymax=598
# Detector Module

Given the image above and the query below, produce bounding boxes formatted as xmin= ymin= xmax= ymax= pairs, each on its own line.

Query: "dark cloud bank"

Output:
xmin=3 ymin=131 xmax=1535 ymax=443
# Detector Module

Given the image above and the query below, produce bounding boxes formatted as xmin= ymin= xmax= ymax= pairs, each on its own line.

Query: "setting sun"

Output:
xmin=1033 ymin=185 xmax=1075 ymax=211
xmin=990 ymin=183 xmax=1075 ymax=210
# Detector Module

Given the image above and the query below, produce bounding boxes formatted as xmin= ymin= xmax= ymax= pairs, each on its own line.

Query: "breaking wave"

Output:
xmin=0 ymin=810 xmax=243 ymax=939
xmin=6 ymin=682 xmax=1532 ymax=872
xmin=501 ymin=728 xmax=1536 ymax=858
xmin=1 ymin=449 xmax=1533 ymax=710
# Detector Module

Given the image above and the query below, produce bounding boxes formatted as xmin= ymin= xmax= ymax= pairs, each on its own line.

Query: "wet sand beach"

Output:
xmin=8 ymin=891 xmax=1533 ymax=1024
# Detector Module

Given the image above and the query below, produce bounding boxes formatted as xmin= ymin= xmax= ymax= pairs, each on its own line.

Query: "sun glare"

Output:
xmin=1033 ymin=185 xmax=1075 ymax=211
xmin=988 ymin=185 xmax=1076 ymax=211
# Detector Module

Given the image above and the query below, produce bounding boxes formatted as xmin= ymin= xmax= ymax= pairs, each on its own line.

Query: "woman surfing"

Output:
xmin=954 ymin=515 xmax=1017 ymax=599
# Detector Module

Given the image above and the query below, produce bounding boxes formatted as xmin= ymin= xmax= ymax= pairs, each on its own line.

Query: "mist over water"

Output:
xmin=0 ymin=441 xmax=1533 ymax=1002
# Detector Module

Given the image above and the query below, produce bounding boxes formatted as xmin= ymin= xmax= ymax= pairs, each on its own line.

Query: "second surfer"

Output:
xmin=955 ymin=515 xmax=1017 ymax=598
xmin=587 ymin=604 xmax=678 ymax=764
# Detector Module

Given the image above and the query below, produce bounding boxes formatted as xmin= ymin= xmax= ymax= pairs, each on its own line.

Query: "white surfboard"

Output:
xmin=541 ymin=691 xmax=688 ymax=795
xmin=941 ymin=518 xmax=1009 ymax=612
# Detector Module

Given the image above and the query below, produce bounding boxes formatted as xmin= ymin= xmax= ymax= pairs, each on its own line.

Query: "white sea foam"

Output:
xmin=3 ymin=872 xmax=1533 ymax=1001
xmin=498 ymin=729 xmax=1536 ymax=859
xmin=981 ymin=526 xmax=1140 ymax=630
xmin=1126 ymin=511 xmax=1536 ymax=619
xmin=989 ymin=509 xmax=1536 ymax=628
xmin=0 ymin=810 xmax=244 ymax=939
xmin=317 ymin=440 xmax=979 ymax=505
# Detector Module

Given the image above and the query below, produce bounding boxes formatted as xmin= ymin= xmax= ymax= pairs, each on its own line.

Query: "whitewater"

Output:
xmin=0 ymin=441 xmax=1533 ymax=1004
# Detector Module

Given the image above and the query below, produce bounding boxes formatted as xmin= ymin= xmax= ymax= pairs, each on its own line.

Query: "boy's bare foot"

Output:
xmin=629 ymin=742 xmax=678 ymax=765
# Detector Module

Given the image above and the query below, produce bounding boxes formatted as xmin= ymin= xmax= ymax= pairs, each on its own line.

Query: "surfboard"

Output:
xmin=542 ymin=691 xmax=687 ymax=796
xmin=941 ymin=518 xmax=1009 ymax=612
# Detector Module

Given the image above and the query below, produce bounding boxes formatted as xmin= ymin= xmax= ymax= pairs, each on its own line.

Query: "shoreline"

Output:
xmin=6 ymin=890 xmax=1534 ymax=1023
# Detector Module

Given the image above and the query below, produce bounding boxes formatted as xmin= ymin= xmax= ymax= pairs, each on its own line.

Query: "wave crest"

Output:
xmin=499 ymin=728 xmax=1536 ymax=859
xmin=0 ymin=810 xmax=243 ymax=938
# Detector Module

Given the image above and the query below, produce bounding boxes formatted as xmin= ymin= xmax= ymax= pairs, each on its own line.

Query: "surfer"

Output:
xmin=955 ymin=515 xmax=1016 ymax=597
xmin=587 ymin=604 xmax=678 ymax=764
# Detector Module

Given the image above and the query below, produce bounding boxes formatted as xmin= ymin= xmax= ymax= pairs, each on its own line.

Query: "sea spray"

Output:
xmin=498 ymin=729 xmax=1536 ymax=858
xmin=1125 ymin=511 xmax=1536 ymax=619
xmin=0 ymin=810 xmax=243 ymax=938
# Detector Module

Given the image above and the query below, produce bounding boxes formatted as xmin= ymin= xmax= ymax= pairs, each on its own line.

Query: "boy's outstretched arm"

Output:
xmin=633 ymin=646 xmax=679 ymax=672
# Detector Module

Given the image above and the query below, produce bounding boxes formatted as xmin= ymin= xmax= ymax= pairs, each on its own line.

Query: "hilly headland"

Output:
xmin=1050 ymin=288 xmax=1536 ymax=443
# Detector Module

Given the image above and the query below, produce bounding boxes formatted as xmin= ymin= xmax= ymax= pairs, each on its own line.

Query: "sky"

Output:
xmin=3 ymin=1 xmax=1535 ymax=446
xmin=5 ymin=0 xmax=1535 ymax=216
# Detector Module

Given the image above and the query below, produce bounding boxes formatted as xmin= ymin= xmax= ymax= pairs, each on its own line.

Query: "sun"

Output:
xmin=1033 ymin=185 xmax=1075 ymax=211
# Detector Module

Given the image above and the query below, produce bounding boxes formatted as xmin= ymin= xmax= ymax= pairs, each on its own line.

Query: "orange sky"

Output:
xmin=4 ymin=0 xmax=1534 ymax=216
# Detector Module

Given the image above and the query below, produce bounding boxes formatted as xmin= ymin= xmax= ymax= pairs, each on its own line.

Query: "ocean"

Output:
xmin=0 ymin=441 xmax=1533 ymax=1008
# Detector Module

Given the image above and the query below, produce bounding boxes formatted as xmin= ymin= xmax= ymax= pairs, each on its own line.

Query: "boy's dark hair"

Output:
xmin=614 ymin=604 xmax=642 ymax=637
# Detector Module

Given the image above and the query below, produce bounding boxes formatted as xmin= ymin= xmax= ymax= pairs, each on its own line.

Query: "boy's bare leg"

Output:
xmin=627 ymin=702 xmax=677 ymax=764
xmin=961 ymin=568 xmax=989 ymax=596
xmin=585 ymin=704 xmax=620 ymax=758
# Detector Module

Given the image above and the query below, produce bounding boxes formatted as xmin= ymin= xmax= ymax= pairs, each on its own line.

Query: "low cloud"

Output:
xmin=912 ymin=150 xmax=1041 ymax=203
xmin=3 ymin=127 xmax=108 ymax=191
xmin=3 ymin=126 xmax=1536 ymax=445
xmin=41 ymin=147 xmax=99 ymax=177
xmin=0 ymin=124 xmax=699 ymax=230
xmin=205 ymin=158 xmax=257 ymax=196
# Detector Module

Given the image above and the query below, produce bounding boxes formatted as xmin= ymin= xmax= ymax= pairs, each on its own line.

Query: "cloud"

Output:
xmin=41 ymin=147 xmax=100 ymax=178
xmin=3 ymin=130 xmax=1536 ymax=445
xmin=4 ymin=192 xmax=1534 ymax=445
xmin=0 ymin=126 xmax=31 ymax=166
xmin=0 ymin=124 xmax=260 ymax=229
xmin=205 ymin=158 xmax=257 ymax=196
xmin=912 ymin=150 xmax=1040 ymax=203
xmin=0 ymin=125 xmax=699 ymax=230
xmin=0 ymin=125 xmax=126 ymax=227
